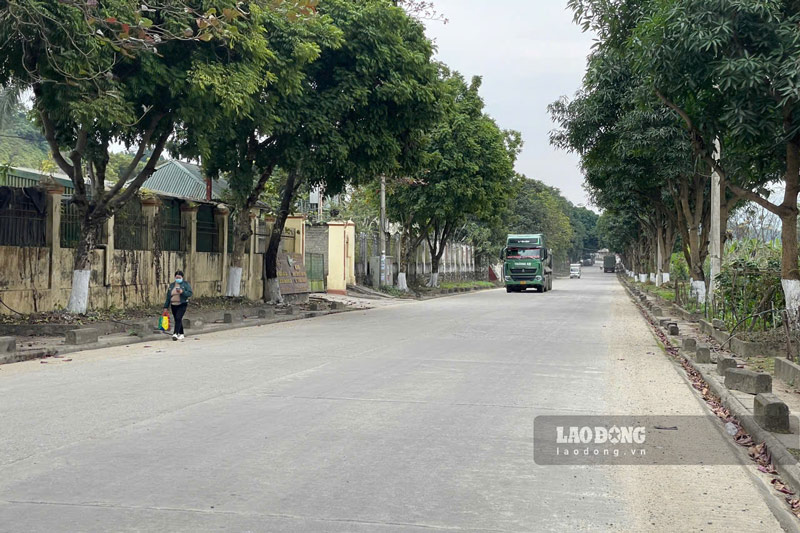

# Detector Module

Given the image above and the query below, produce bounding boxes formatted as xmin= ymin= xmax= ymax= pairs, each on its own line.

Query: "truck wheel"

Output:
xmin=506 ymin=287 xmax=512 ymax=293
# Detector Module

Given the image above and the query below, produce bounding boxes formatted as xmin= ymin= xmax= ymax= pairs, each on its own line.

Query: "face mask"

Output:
xmin=175 ymin=278 xmax=183 ymax=284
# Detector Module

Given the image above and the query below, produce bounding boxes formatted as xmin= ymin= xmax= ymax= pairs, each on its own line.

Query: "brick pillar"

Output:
xmin=43 ymin=183 xmax=64 ymax=293
xmin=180 ymin=204 xmax=198 ymax=283
xmin=247 ymin=208 xmax=258 ymax=298
xmin=104 ymin=215 xmax=114 ymax=288
xmin=141 ymin=196 xmax=159 ymax=251
xmin=216 ymin=205 xmax=230 ymax=294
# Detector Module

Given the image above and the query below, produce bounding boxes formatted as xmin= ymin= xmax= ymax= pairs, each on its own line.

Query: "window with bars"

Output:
xmin=0 ymin=189 xmax=46 ymax=247
xmin=160 ymin=199 xmax=184 ymax=252
xmin=196 ymin=205 xmax=219 ymax=253
xmin=115 ymin=201 xmax=149 ymax=250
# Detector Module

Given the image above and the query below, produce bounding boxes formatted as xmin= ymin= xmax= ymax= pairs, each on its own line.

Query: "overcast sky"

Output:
xmin=422 ymin=1 xmax=595 ymax=207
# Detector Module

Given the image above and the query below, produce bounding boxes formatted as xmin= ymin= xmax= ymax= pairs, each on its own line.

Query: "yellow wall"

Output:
xmin=326 ymin=221 xmax=355 ymax=294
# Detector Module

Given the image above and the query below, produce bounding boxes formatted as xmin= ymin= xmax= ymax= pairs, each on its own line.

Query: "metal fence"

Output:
xmin=159 ymin=199 xmax=183 ymax=252
xmin=306 ymin=252 xmax=325 ymax=292
xmin=196 ymin=205 xmax=219 ymax=253
xmin=0 ymin=191 xmax=46 ymax=247
xmin=60 ymin=199 xmax=80 ymax=248
xmin=115 ymin=201 xmax=149 ymax=250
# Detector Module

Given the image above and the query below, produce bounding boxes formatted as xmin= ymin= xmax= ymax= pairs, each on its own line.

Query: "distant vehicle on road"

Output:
xmin=603 ymin=255 xmax=617 ymax=273
xmin=501 ymin=234 xmax=553 ymax=293
xmin=569 ymin=264 xmax=581 ymax=279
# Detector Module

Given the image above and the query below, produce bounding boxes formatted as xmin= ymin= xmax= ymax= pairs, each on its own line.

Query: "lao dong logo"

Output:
xmin=556 ymin=425 xmax=646 ymax=445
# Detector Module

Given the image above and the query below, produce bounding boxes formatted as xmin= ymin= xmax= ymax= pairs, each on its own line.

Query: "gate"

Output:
xmin=305 ymin=252 xmax=325 ymax=293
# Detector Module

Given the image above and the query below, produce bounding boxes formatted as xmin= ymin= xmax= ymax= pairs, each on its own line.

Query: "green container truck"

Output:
xmin=603 ymin=255 xmax=617 ymax=273
xmin=501 ymin=234 xmax=553 ymax=293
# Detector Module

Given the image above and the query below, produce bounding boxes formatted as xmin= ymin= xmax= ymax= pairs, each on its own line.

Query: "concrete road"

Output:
xmin=0 ymin=271 xmax=791 ymax=532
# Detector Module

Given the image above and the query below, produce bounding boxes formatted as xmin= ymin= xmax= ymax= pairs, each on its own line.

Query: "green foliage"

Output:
xmin=670 ymin=252 xmax=689 ymax=283
xmin=508 ymin=177 xmax=574 ymax=264
xmin=0 ymin=108 xmax=51 ymax=169
xmin=716 ymin=239 xmax=784 ymax=330
xmin=388 ymin=68 xmax=517 ymax=269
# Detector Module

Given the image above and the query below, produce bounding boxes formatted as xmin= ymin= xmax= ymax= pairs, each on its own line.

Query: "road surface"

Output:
xmin=0 ymin=271 xmax=790 ymax=531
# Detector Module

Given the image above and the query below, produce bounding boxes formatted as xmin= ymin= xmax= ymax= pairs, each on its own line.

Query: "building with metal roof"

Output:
xmin=142 ymin=160 xmax=229 ymax=202
xmin=2 ymin=166 xmax=75 ymax=194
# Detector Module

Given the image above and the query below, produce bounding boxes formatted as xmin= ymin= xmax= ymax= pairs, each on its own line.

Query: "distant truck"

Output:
xmin=569 ymin=263 xmax=581 ymax=279
xmin=501 ymin=234 xmax=553 ymax=293
xmin=603 ymin=255 xmax=616 ymax=273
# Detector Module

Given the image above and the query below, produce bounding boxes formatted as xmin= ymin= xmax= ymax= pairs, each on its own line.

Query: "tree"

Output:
xmin=201 ymin=0 xmax=440 ymax=302
xmin=0 ymin=0 xmax=313 ymax=312
xmin=390 ymin=70 xmax=518 ymax=287
xmin=634 ymin=0 xmax=800 ymax=314
xmin=191 ymin=5 xmax=340 ymax=297
xmin=508 ymin=177 xmax=574 ymax=267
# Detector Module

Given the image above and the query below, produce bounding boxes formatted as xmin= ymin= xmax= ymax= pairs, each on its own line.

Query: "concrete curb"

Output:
xmin=620 ymin=278 xmax=800 ymax=496
xmin=1 ymin=308 xmax=352 ymax=366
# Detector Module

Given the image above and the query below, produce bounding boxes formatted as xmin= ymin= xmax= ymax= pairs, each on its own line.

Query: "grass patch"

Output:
xmin=379 ymin=286 xmax=415 ymax=298
xmin=439 ymin=281 xmax=495 ymax=290
xmin=744 ymin=356 xmax=776 ymax=375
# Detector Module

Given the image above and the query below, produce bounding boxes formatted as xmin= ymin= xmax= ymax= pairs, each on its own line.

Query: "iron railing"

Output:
xmin=0 ymin=193 xmax=46 ymax=247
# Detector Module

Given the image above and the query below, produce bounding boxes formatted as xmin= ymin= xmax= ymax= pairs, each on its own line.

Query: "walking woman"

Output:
xmin=164 ymin=270 xmax=193 ymax=340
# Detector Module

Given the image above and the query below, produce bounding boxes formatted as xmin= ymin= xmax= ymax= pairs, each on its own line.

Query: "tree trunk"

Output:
xmin=264 ymin=171 xmax=299 ymax=304
xmin=781 ymin=138 xmax=800 ymax=322
xmin=428 ymin=254 xmax=440 ymax=288
xmin=226 ymin=213 xmax=252 ymax=297
xmin=67 ymin=214 xmax=103 ymax=314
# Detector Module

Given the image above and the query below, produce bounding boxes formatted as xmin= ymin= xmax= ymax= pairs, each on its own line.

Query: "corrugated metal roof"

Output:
xmin=5 ymin=166 xmax=75 ymax=193
xmin=142 ymin=160 xmax=229 ymax=201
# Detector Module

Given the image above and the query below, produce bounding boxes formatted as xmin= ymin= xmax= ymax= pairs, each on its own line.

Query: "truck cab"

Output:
xmin=569 ymin=263 xmax=581 ymax=279
xmin=502 ymin=234 xmax=553 ymax=293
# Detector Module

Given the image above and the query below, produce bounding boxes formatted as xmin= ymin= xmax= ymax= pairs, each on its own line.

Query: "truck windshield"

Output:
xmin=508 ymin=248 xmax=541 ymax=259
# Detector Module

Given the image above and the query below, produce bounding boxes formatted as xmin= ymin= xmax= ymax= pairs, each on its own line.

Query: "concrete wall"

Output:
xmin=0 ymin=187 xmax=306 ymax=314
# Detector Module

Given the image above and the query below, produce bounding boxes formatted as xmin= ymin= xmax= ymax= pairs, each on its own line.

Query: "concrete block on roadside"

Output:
xmin=66 ymin=328 xmax=99 ymax=345
xmin=712 ymin=319 xmax=726 ymax=331
xmin=223 ymin=313 xmax=243 ymax=324
xmin=682 ymin=337 xmax=697 ymax=353
xmin=699 ymin=319 xmax=713 ymax=335
xmin=285 ymin=305 xmax=296 ymax=315
xmin=331 ymin=302 xmax=345 ymax=310
xmin=184 ymin=318 xmax=204 ymax=330
xmin=659 ymin=318 xmax=671 ymax=327
xmin=717 ymin=357 xmax=737 ymax=376
xmin=695 ymin=346 xmax=712 ymax=364
xmin=129 ymin=323 xmax=149 ymax=337
xmin=668 ymin=324 xmax=680 ymax=336
xmin=754 ymin=393 xmax=790 ymax=433
xmin=257 ymin=308 xmax=275 ymax=319
xmin=309 ymin=302 xmax=325 ymax=311
xmin=0 ymin=336 xmax=15 ymax=353
xmin=725 ymin=368 xmax=772 ymax=395
xmin=652 ymin=307 xmax=663 ymax=317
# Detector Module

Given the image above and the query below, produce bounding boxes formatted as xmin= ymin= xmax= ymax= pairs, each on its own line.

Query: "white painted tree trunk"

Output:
xmin=397 ymin=272 xmax=409 ymax=291
xmin=663 ymin=273 xmax=670 ymax=284
xmin=649 ymin=273 xmax=656 ymax=284
xmin=428 ymin=272 xmax=439 ymax=288
xmin=782 ymin=279 xmax=800 ymax=324
xmin=639 ymin=274 xmax=647 ymax=283
xmin=691 ymin=280 xmax=706 ymax=304
xmin=226 ymin=266 xmax=243 ymax=297
xmin=266 ymin=277 xmax=283 ymax=304
xmin=67 ymin=270 xmax=91 ymax=314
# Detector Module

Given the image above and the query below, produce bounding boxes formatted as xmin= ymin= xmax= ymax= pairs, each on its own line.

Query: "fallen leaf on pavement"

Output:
xmin=772 ymin=479 xmax=795 ymax=495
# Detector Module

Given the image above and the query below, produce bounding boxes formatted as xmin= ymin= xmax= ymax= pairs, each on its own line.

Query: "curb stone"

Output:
xmin=620 ymin=278 xmax=800 ymax=498
xmin=0 ymin=307 xmax=353 ymax=366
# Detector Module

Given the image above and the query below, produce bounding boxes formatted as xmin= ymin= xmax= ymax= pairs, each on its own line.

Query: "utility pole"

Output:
xmin=709 ymin=139 xmax=722 ymax=312
xmin=379 ymin=175 xmax=387 ymax=286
